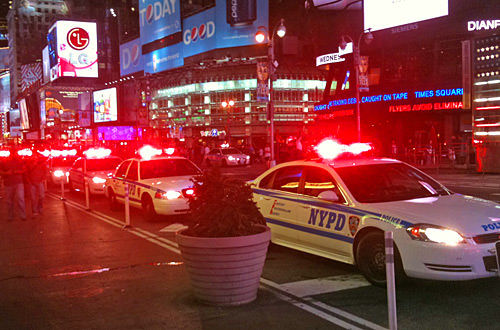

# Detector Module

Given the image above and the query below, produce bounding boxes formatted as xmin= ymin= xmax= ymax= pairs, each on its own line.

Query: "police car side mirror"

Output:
xmin=318 ymin=190 xmax=339 ymax=202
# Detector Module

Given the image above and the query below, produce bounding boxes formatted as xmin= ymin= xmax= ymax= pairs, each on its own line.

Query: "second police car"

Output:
xmin=104 ymin=146 xmax=202 ymax=217
xmin=250 ymin=139 xmax=500 ymax=286
xmin=68 ymin=148 xmax=122 ymax=195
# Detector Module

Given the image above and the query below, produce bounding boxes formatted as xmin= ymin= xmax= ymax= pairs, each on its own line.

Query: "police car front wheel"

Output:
xmin=356 ymin=231 xmax=406 ymax=287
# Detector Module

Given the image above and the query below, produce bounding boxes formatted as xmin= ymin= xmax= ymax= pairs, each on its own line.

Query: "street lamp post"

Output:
xmin=256 ymin=19 xmax=286 ymax=167
xmin=340 ymin=30 xmax=373 ymax=142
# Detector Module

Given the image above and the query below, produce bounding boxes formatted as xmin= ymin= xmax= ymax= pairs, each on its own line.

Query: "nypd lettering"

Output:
xmin=308 ymin=209 xmax=346 ymax=231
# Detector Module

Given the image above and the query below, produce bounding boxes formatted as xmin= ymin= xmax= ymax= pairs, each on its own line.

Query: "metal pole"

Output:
xmin=60 ymin=177 xmax=65 ymax=201
xmin=385 ymin=231 xmax=398 ymax=330
xmin=269 ymin=35 xmax=276 ymax=168
xmin=355 ymin=34 xmax=362 ymax=143
xmin=85 ymin=179 xmax=90 ymax=210
xmin=124 ymin=183 xmax=130 ymax=228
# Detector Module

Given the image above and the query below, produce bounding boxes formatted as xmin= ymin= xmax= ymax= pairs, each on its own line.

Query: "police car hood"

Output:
xmin=362 ymin=193 xmax=500 ymax=236
xmin=142 ymin=175 xmax=194 ymax=191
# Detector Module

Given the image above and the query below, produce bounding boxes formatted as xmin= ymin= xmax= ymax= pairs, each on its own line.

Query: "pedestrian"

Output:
xmin=0 ymin=147 xmax=27 ymax=221
xmin=27 ymin=151 xmax=48 ymax=216
xmin=264 ymin=144 xmax=271 ymax=168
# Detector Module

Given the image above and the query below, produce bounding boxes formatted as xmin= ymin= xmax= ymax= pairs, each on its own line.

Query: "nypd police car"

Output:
xmin=250 ymin=139 xmax=500 ymax=286
xmin=68 ymin=148 xmax=122 ymax=195
xmin=104 ymin=147 xmax=202 ymax=217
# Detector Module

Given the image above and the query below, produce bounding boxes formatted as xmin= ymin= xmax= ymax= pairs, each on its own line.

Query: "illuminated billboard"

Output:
xmin=183 ymin=0 xmax=269 ymax=59
xmin=364 ymin=0 xmax=448 ymax=32
xmin=47 ymin=20 xmax=98 ymax=81
xmin=93 ymin=87 xmax=118 ymax=123
xmin=139 ymin=0 xmax=181 ymax=45
xmin=19 ymin=98 xmax=29 ymax=130
xmin=120 ymin=38 xmax=143 ymax=76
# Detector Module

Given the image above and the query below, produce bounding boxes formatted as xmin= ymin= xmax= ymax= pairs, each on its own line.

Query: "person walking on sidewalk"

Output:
xmin=0 ymin=147 xmax=27 ymax=221
xmin=27 ymin=151 xmax=48 ymax=216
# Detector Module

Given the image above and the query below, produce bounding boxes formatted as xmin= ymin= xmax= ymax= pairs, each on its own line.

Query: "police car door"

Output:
xmin=124 ymin=160 xmax=140 ymax=207
xmin=70 ymin=158 xmax=85 ymax=191
xmin=296 ymin=166 xmax=353 ymax=262
xmin=110 ymin=160 xmax=131 ymax=203
xmin=256 ymin=166 xmax=304 ymax=245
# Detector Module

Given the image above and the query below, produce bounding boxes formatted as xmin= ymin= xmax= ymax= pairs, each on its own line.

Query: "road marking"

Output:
xmin=278 ymin=274 xmax=370 ymax=297
xmin=50 ymin=193 xmax=386 ymax=330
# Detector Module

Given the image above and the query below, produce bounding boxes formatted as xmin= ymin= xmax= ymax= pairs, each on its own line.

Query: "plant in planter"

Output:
xmin=176 ymin=166 xmax=271 ymax=306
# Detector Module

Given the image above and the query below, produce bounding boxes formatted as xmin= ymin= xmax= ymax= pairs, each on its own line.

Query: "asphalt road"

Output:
xmin=1 ymin=164 xmax=500 ymax=329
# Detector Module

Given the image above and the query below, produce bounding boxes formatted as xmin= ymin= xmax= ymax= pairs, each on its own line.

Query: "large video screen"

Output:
xmin=364 ymin=0 xmax=448 ymax=32
xmin=97 ymin=126 xmax=142 ymax=141
xmin=93 ymin=87 xmax=118 ymax=123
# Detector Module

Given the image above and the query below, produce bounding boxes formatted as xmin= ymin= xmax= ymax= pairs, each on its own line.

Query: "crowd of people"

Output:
xmin=0 ymin=146 xmax=48 ymax=221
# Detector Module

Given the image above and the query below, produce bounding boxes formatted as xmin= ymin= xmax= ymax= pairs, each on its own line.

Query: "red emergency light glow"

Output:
xmin=139 ymin=145 xmax=162 ymax=160
xmin=83 ymin=148 xmax=111 ymax=158
xmin=18 ymin=148 xmax=33 ymax=157
xmin=315 ymin=139 xmax=372 ymax=160
xmin=475 ymin=123 xmax=500 ymax=127
xmin=164 ymin=148 xmax=175 ymax=155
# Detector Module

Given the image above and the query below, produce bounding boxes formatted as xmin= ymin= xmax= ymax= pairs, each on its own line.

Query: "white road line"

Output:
xmin=51 ymin=193 xmax=384 ymax=330
xmin=278 ymin=274 xmax=370 ymax=297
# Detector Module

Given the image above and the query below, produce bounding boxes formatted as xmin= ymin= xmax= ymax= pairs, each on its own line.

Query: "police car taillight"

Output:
xmin=315 ymin=139 xmax=372 ymax=160
xmin=84 ymin=148 xmax=111 ymax=158
xmin=184 ymin=188 xmax=195 ymax=197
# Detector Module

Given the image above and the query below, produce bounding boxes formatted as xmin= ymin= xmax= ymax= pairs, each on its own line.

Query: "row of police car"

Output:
xmin=51 ymin=141 xmax=500 ymax=286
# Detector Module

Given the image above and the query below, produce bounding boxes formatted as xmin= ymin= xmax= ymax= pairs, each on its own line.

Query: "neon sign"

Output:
xmin=314 ymin=88 xmax=463 ymax=111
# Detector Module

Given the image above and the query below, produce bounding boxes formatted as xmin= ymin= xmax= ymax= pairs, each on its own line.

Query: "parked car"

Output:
xmin=206 ymin=147 xmax=250 ymax=166
xmin=104 ymin=153 xmax=202 ymax=217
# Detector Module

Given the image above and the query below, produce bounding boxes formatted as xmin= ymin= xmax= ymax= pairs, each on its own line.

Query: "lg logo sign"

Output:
xmin=67 ymin=27 xmax=89 ymax=50
xmin=184 ymin=21 xmax=215 ymax=45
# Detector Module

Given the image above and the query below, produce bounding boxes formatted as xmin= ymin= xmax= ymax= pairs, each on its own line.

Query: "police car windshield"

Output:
xmin=140 ymin=158 xmax=201 ymax=179
xmin=335 ymin=163 xmax=451 ymax=203
xmin=86 ymin=158 xmax=121 ymax=171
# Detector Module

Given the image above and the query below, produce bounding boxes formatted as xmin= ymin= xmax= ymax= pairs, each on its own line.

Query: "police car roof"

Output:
xmin=285 ymin=156 xmax=402 ymax=169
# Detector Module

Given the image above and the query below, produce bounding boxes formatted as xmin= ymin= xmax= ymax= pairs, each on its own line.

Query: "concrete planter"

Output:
xmin=176 ymin=225 xmax=271 ymax=306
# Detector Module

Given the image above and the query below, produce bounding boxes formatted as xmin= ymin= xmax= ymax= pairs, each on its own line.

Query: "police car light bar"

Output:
xmin=315 ymin=139 xmax=372 ymax=160
xmin=0 ymin=150 xmax=10 ymax=157
xmin=83 ymin=148 xmax=112 ymax=158
xmin=139 ymin=145 xmax=163 ymax=160
xmin=18 ymin=148 xmax=33 ymax=157
xmin=164 ymin=148 xmax=175 ymax=156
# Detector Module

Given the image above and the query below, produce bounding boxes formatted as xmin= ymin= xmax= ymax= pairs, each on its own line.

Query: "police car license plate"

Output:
xmin=496 ymin=241 xmax=500 ymax=276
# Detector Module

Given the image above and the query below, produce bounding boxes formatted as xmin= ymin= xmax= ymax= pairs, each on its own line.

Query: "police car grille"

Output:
xmin=424 ymin=263 xmax=472 ymax=272
xmin=483 ymin=256 xmax=499 ymax=272
xmin=473 ymin=233 xmax=500 ymax=244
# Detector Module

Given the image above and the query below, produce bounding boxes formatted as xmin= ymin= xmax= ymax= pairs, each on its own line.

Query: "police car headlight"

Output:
xmin=155 ymin=190 xmax=182 ymax=200
xmin=407 ymin=224 xmax=465 ymax=245
xmin=92 ymin=177 xmax=107 ymax=184
xmin=228 ymin=156 xmax=235 ymax=161
xmin=54 ymin=170 xmax=65 ymax=178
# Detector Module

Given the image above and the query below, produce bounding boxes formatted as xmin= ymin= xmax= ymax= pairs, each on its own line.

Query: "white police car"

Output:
xmin=68 ymin=148 xmax=122 ymax=195
xmin=206 ymin=147 xmax=250 ymax=166
xmin=104 ymin=147 xmax=202 ymax=217
xmin=250 ymin=139 xmax=500 ymax=285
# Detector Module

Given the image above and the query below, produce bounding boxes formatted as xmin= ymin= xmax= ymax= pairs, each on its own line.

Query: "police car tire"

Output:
xmin=356 ymin=231 xmax=406 ymax=287
xmin=108 ymin=189 xmax=119 ymax=211
xmin=142 ymin=195 xmax=157 ymax=219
